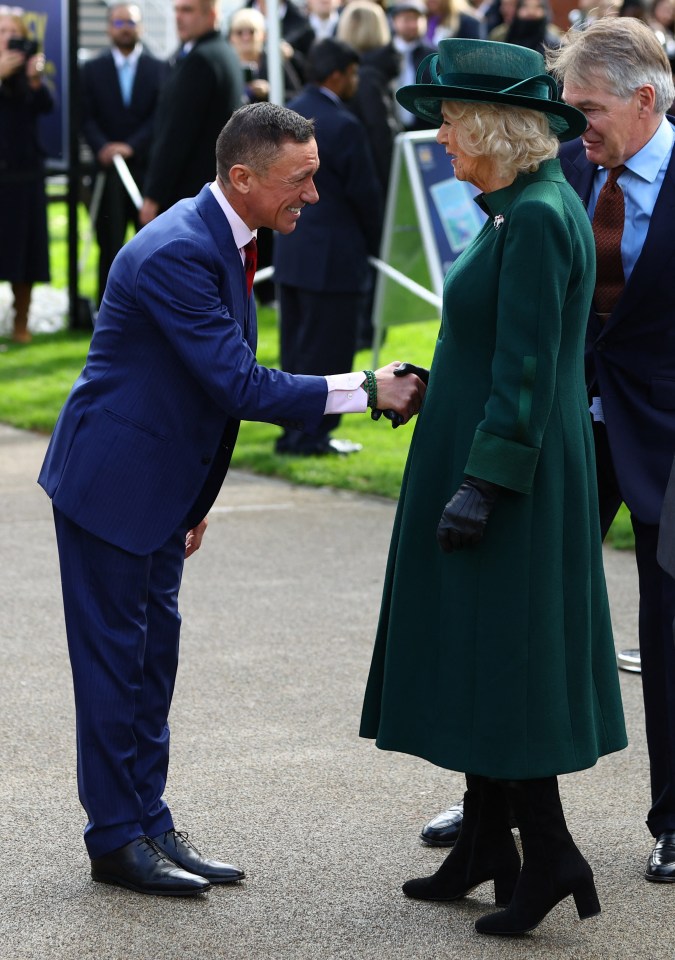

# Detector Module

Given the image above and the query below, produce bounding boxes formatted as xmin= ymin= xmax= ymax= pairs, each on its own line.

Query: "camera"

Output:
xmin=8 ymin=37 xmax=39 ymax=57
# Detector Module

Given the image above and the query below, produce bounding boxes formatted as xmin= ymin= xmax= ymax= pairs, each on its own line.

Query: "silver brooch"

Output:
xmin=493 ymin=214 xmax=504 ymax=230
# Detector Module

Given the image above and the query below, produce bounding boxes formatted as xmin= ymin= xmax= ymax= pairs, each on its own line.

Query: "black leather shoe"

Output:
xmin=421 ymin=801 xmax=464 ymax=846
xmin=91 ymin=835 xmax=210 ymax=896
xmin=645 ymin=831 xmax=675 ymax=882
xmin=152 ymin=829 xmax=245 ymax=884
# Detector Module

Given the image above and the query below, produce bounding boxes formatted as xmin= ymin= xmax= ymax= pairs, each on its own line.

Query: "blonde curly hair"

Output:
xmin=445 ymin=101 xmax=559 ymax=180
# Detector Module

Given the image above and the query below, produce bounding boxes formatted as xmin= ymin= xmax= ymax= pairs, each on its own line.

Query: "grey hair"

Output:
xmin=216 ymin=102 xmax=315 ymax=180
xmin=444 ymin=101 xmax=559 ymax=179
xmin=546 ymin=18 xmax=675 ymax=115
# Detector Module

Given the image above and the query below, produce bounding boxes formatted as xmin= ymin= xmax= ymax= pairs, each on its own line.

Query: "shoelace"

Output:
xmin=138 ymin=836 xmax=170 ymax=863
xmin=162 ymin=829 xmax=201 ymax=855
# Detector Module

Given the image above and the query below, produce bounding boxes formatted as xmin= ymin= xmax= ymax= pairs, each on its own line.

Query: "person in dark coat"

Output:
xmin=80 ymin=4 xmax=168 ymax=304
xmin=273 ymin=39 xmax=384 ymax=455
xmin=359 ymin=39 xmax=627 ymax=937
xmin=336 ymin=0 xmax=403 ymax=192
xmin=0 ymin=9 xmax=52 ymax=343
xmin=139 ymin=0 xmax=242 ymax=225
xmin=549 ymin=16 xmax=675 ymax=886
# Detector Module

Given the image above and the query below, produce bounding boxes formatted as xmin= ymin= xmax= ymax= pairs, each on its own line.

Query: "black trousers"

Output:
xmin=95 ymin=166 xmax=141 ymax=306
xmin=594 ymin=420 xmax=675 ymax=836
xmin=278 ymin=284 xmax=365 ymax=442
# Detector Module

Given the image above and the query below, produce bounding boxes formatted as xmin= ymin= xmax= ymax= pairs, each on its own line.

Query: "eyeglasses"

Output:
xmin=232 ymin=27 xmax=257 ymax=36
xmin=111 ymin=18 xmax=138 ymax=27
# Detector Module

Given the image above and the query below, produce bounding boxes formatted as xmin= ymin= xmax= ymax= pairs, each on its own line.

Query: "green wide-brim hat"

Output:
xmin=396 ymin=38 xmax=587 ymax=142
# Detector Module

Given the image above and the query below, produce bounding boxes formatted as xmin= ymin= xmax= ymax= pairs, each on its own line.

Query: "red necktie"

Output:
xmin=592 ymin=164 xmax=626 ymax=317
xmin=243 ymin=237 xmax=257 ymax=297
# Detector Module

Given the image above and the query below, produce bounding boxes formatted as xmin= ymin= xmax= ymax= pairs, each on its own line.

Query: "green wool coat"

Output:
xmin=360 ymin=159 xmax=627 ymax=779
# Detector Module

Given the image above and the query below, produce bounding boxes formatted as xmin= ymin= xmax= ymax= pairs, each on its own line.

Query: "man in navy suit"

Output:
xmin=80 ymin=4 xmax=168 ymax=303
xmin=274 ymin=39 xmax=383 ymax=455
xmin=39 ymin=102 xmax=425 ymax=897
xmin=548 ymin=17 xmax=675 ymax=884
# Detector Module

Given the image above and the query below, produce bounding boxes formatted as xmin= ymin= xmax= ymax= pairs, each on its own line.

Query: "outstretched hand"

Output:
xmin=372 ymin=361 xmax=427 ymax=426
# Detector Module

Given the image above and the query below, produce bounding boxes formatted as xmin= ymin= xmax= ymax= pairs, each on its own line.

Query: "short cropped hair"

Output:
xmin=546 ymin=18 xmax=675 ymax=115
xmin=215 ymin=102 xmax=315 ymax=180
xmin=444 ymin=101 xmax=559 ymax=180
xmin=306 ymin=38 xmax=359 ymax=84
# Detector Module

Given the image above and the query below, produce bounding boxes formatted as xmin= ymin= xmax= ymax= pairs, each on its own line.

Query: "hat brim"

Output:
xmin=396 ymin=83 xmax=587 ymax=142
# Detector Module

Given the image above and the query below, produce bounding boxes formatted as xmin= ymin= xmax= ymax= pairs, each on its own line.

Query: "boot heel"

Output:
xmin=572 ymin=879 xmax=601 ymax=920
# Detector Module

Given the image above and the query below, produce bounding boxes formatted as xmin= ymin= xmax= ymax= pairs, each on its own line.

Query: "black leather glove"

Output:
xmin=437 ymin=475 xmax=501 ymax=553
xmin=371 ymin=362 xmax=430 ymax=428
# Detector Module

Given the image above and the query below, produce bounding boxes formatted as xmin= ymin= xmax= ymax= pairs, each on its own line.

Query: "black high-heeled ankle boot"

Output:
xmin=475 ymin=776 xmax=601 ymax=936
xmin=403 ymin=775 xmax=521 ymax=906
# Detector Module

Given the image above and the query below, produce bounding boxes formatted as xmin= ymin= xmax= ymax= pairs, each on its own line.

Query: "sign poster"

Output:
xmin=372 ymin=131 xmax=487 ymax=353
xmin=21 ymin=0 xmax=68 ymax=167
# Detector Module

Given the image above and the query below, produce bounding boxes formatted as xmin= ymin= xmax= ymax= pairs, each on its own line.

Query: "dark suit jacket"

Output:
xmin=273 ymin=86 xmax=383 ymax=293
xmin=658 ymin=455 xmax=675 ymax=577
xmin=38 ymin=185 xmax=327 ymax=555
xmin=80 ymin=48 xmax=168 ymax=183
xmin=143 ymin=31 xmax=243 ymax=211
xmin=560 ymin=125 xmax=675 ymax=526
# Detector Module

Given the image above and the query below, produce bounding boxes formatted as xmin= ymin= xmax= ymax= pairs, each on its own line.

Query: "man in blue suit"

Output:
xmin=39 ymin=102 xmax=425 ymax=896
xmin=549 ymin=17 xmax=675 ymax=885
xmin=274 ymin=39 xmax=383 ymax=455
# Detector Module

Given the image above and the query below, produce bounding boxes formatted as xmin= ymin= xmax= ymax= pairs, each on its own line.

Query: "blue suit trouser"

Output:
xmin=594 ymin=422 xmax=675 ymax=836
xmin=53 ymin=507 xmax=185 ymax=858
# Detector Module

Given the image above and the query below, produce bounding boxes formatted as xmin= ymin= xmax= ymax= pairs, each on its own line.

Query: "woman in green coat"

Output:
xmin=359 ymin=39 xmax=627 ymax=936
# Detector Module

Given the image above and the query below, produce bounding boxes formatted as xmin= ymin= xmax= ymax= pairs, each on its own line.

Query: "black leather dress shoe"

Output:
xmin=152 ymin=829 xmax=245 ymax=884
xmin=91 ymin=835 xmax=210 ymax=896
xmin=645 ymin=831 xmax=675 ymax=882
xmin=421 ymin=801 xmax=465 ymax=846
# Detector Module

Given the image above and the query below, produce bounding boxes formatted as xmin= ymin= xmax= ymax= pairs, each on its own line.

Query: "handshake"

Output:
xmin=369 ymin=362 xmax=429 ymax=428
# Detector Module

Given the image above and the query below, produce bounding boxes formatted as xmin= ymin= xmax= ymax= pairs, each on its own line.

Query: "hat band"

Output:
xmin=416 ymin=54 xmax=560 ymax=104
xmin=440 ymin=71 xmax=558 ymax=102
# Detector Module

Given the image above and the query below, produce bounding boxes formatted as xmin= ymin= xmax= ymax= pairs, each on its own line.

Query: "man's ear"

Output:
xmin=637 ymin=83 xmax=656 ymax=114
xmin=229 ymin=163 xmax=254 ymax=194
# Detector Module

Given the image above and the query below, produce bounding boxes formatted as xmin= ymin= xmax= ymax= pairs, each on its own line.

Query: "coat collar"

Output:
xmin=476 ymin=158 xmax=564 ymax=219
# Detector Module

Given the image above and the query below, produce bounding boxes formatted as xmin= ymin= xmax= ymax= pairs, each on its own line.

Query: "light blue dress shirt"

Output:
xmin=588 ymin=115 xmax=675 ymax=283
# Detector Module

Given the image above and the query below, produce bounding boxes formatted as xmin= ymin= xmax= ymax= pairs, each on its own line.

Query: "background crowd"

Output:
xmin=2 ymin=0 xmax=675 ymax=345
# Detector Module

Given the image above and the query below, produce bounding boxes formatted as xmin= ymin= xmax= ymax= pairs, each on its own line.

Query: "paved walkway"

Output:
xmin=0 ymin=423 xmax=672 ymax=960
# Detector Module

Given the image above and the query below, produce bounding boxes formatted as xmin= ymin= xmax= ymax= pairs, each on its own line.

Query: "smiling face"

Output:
xmin=562 ymin=77 xmax=656 ymax=168
xmin=241 ymin=137 xmax=320 ymax=233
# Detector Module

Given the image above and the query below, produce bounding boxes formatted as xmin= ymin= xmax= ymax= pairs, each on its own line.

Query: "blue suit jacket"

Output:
xmin=39 ymin=185 xmax=327 ymax=554
xmin=560 ymin=129 xmax=675 ymax=525
xmin=273 ymin=86 xmax=383 ymax=293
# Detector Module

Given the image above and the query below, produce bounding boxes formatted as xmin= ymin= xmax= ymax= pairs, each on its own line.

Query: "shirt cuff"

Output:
xmin=324 ymin=371 xmax=368 ymax=414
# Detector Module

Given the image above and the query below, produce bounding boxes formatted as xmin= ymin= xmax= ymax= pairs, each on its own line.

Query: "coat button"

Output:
xmin=596 ymin=340 xmax=605 ymax=352
xmin=201 ymin=456 xmax=212 ymax=465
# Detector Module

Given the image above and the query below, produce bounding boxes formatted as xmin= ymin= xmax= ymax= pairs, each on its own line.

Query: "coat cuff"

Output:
xmin=465 ymin=428 xmax=539 ymax=494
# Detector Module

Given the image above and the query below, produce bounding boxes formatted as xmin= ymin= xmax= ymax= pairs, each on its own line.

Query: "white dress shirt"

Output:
xmin=209 ymin=181 xmax=368 ymax=415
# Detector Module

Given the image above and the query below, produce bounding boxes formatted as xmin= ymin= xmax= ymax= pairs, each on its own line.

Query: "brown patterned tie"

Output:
xmin=243 ymin=237 xmax=257 ymax=297
xmin=592 ymin=165 xmax=626 ymax=317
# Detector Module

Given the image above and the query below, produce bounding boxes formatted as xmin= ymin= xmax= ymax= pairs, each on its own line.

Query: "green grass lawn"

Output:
xmin=0 ymin=194 xmax=634 ymax=547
